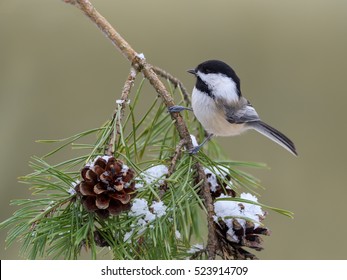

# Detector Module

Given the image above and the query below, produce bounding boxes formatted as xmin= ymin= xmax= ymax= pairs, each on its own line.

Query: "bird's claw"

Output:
xmin=188 ymin=146 xmax=201 ymax=155
xmin=168 ymin=105 xmax=192 ymax=113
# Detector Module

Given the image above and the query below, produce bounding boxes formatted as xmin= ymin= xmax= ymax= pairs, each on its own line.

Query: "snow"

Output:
xmin=175 ymin=230 xmax=182 ymax=240
xmin=123 ymin=229 xmax=134 ymax=242
xmin=121 ymin=164 xmax=129 ymax=173
xmin=129 ymin=198 xmax=155 ymax=222
xmin=214 ymin=193 xmax=264 ymax=231
xmin=130 ymin=67 xmax=137 ymax=77
xmin=136 ymin=165 xmax=168 ymax=188
xmin=68 ymin=187 xmax=77 ymax=195
xmin=151 ymin=201 xmax=167 ymax=218
xmin=68 ymin=180 xmax=79 ymax=195
xmin=129 ymin=198 xmax=167 ymax=223
xmin=226 ymin=228 xmax=239 ymax=242
xmin=136 ymin=53 xmax=145 ymax=60
xmin=190 ymin=134 xmax=198 ymax=147
xmin=204 ymin=165 xmax=231 ymax=192
xmin=135 ymin=182 xmax=144 ymax=189
xmin=187 ymin=243 xmax=204 ymax=254
xmin=239 ymin=193 xmax=263 ymax=222
xmin=125 ymin=198 xmax=167 ymax=241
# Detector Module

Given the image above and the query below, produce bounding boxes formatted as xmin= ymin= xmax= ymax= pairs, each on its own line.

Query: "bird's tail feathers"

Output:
xmin=248 ymin=121 xmax=297 ymax=156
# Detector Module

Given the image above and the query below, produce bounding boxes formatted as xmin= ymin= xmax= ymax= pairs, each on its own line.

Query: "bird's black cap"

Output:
xmin=193 ymin=60 xmax=241 ymax=92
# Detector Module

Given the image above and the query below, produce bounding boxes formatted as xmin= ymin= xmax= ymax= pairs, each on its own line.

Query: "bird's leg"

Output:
xmin=189 ymin=133 xmax=214 ymax=155
xmin=168 ymin=105 xmax=193 ymax=113
xmin=168 ymin=105 xmax=212 ymax=154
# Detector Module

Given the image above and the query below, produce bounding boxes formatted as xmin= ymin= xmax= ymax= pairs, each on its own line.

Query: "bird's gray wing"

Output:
xmin=225 ymin=99 xmax=260 ymax=124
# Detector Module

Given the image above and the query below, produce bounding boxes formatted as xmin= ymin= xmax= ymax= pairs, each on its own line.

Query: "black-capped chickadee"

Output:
xmin=169 ymin=60 xmax=297 ymax=156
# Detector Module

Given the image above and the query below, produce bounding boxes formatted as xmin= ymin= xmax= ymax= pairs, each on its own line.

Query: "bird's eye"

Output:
xmin=205 ymin=68 xmax=211 ymax=73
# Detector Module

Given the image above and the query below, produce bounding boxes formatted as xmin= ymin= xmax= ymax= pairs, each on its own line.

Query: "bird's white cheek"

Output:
xmin=197 ymin=72 xmax=239 ymax=104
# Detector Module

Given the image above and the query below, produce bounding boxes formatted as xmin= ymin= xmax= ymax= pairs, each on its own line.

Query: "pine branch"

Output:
xmin=63 ymin=0 xmax=219 ymax=259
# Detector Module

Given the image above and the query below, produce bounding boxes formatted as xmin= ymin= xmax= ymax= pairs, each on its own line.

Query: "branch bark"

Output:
xmin=63 ymin=0 xmax=218 ymax=259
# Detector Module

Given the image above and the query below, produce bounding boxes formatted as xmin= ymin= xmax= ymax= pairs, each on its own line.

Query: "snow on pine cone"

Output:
xmin=75 ymin=156 xmax=136 ymax=219
xmin=206 ymin=166 xmax=271 ymax=259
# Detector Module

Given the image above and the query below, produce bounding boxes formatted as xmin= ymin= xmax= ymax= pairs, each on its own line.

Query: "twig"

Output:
xmin=63 ymin=0 xmax=219 ymax=259
xmin=159 ymin=139 xmax=187 ymax=197
xmin=119 ymin=68 xmax=137 ymax=113
xmin=28 ymin=196 xmax=74 ymax=225
xmin=105 ymin=68 xmax=137 ymax=156
xmin=167 ymin=139 xmax=187 ymax=177
xmin=152 ymin=66 xmax=191 ymax=106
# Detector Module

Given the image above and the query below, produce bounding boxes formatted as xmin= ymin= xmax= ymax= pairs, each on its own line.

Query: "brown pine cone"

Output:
xmin=75 ymin=156 xmax=136 ymax=218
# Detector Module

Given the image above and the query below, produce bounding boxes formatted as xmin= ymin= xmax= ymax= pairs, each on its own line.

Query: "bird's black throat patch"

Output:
xmin=196 ymin=76 xmax=215 ymax=99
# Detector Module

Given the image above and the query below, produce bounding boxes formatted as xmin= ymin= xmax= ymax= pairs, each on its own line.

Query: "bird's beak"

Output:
xmin=187 ymin=69 xmax=196 ymax=75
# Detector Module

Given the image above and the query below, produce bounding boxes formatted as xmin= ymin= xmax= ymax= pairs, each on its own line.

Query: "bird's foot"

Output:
xmin=187 ymin=134 xmax=214 ymax=155
xmin=168 ymin=105 xmax=192 ymax=113
xmin=188 ymin=145 xmax=202 ymax=155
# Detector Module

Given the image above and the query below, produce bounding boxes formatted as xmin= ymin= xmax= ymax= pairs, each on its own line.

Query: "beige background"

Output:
xmin=1 ymin=0 xmax=346 ymax=259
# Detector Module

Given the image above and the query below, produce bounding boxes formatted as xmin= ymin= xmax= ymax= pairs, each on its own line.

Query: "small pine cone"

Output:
xmin=94 ymin=230 xmax=109 ymax=247
xmin=217 ymin=215 xmax=271 ymax=256
xmin=75 ymin=156 xmax=136 ymax=218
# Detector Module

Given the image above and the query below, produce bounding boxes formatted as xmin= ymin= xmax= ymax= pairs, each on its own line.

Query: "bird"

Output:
xmin=168 ymin=59 xmax=297 ymax=156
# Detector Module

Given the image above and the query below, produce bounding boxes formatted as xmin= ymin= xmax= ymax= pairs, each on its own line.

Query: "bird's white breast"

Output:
xmin=191 ymin=88 xmax=247 ymax=136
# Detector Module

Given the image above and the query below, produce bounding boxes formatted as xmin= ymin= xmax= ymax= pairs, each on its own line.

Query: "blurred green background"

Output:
xmin=1 ymin=0 xmax=346 ymax=259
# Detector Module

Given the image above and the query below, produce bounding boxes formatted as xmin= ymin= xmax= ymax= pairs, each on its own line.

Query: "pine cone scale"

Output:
xmin=96 ymin=194 xmax=110 ymax=209
xmin=78 ymin=182 xmax=96 ymax=196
